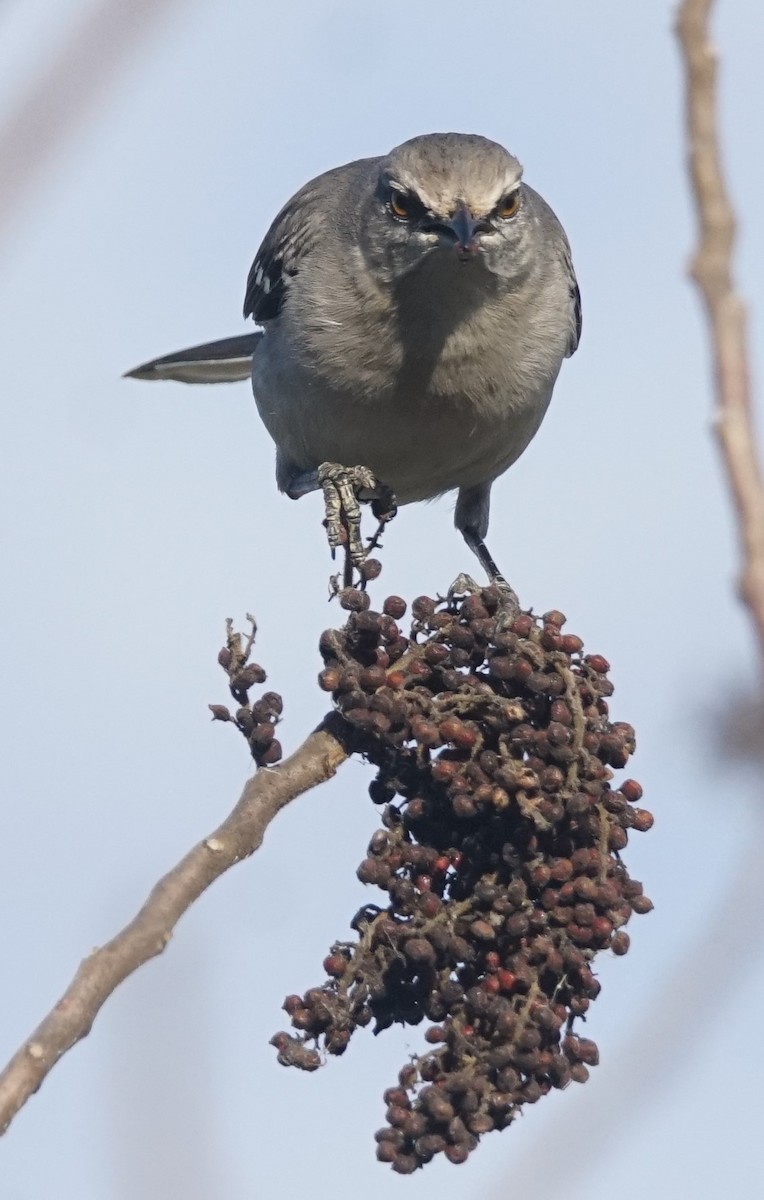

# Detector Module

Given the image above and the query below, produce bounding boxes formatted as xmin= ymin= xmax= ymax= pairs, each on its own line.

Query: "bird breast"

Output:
xmin=253 ymin=252 xmax=567 ymax=501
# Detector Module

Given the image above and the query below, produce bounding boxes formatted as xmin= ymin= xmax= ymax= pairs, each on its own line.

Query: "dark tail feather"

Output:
xmin=124 ymin=332 xmax=262 ymax=384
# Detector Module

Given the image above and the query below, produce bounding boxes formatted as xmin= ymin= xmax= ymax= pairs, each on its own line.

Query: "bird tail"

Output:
xmin=124 ymin=332 xmax=262 ymax=384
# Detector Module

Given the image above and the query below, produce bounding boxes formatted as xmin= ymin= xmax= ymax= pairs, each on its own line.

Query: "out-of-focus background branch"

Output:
xmin=677 ymin=0 xmax=764 ymax=662
xmin=0 ymin=715 xmax=349 ymax=1135
xmin=0 ymin=0 xmax=182 ymax=239
xmin=503 ymin=8 xmax=764 ymax=1194
xmin=1 ymin=2 xmax=763 ymax=1198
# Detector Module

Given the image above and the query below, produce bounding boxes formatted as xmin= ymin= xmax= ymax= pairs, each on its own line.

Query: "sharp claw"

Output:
xmin=445 ymin=571 xmax=520 ymax=616
xmin=450 ymin=573 xmax=482 ymax=594
xmin=317 ymin=463 xmax=397 ymax=569
xmin=446 ymin=573 xmax=483 ymax=605
xmin=493 ymin=579 xmax=521 ymax=615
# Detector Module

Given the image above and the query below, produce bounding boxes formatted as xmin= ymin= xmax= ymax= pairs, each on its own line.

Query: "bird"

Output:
xmin=126 ymin=132 xmax=581 ymax=584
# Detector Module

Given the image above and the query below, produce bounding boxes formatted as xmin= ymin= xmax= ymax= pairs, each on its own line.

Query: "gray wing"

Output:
xmin=243 ymin=175 xmax=335 ymax=323
xmin=243 ymin=157 xmax=379 ymax=324
xmin=243 ymin=197 xmax=311 ymax=323
xmin=525 ymin=184 xmax=581 ymax=359
xmin=563 ymin=242 xmax=582 ymax=359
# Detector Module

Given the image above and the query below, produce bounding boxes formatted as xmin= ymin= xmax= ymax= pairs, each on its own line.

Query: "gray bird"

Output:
xmin=126 ymin=132 xmax=581 ymax=582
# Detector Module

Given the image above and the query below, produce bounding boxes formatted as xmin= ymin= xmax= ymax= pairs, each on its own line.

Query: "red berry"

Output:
xmin=425 ymin=1026 xmax=447 ymax=1044
xmin=361 ymin=557 xmax=382 ymax=580
xmin=577 ymin=1038 xmax=599 ymax=1066
xmin=632 ymin=808 xmax=654 ymax=832
xmin=497 ymin=969 xmax=516 ymax=993
xmin=591 ymin=916 xmax=614 ymax=942
xmin=359 ymin=665 xmax=388 ymax=692
xmin=621 ymin=778 xmax=643 ymax=803
xmin=512 ymin=614 xmax=534 ymax=637
xmin=611 ymin=931 xmax=631 ymax=955
xmin=561 ymin=634 xmax=584 ymax=654
xmin=208 ymin=704 xmax=231 ymax=722
xmin=543 ymin=609 xmax=566 ymax=627
xmin=323 ymin=952 xmax=347 ymax=977
xmin=412 ymin=596 xmax=437 ymax=620
xmin=608 ymin=826 xmax=628 ymax=851
xmin=383 ymin=596 xmax=407 ymax=619
xmin=339 ymin=587 xmax=370 ymax=611
xmin=585 ymin=653 xmax=610 ymax=673
xmin=258 ymin=739 xmax=282 ymax=765
xmin=318 ymin=667 xmax=341 ymax=692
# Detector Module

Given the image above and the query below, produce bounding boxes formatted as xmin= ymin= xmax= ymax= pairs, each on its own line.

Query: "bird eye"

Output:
xmin=497 ymin=190 xmax=521 ymax=219
xmin=389 ymin=189 xmax=413 ymax=220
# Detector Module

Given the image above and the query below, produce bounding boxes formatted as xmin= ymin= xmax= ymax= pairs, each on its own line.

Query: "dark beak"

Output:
xmin=423 ymin=202 xmax=491 ymax=260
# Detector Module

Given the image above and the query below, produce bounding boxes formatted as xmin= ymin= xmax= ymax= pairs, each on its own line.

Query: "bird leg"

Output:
xmin=461 ymin=526 xmax=507 ymax=585
xmin=316 ymin=463 xmax=396 ymax=569
xmin=460 ymin=526 xmax=519 ymax=611
xmin=455 ymin=484 xmax=517 ymax=594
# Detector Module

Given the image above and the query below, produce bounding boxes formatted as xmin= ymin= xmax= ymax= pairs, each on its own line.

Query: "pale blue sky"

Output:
xmin=2 ymin=2 xmax=764 ymax=1197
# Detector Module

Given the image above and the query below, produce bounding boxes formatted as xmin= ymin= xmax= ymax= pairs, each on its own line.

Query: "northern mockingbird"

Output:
xmin=127 ymin=133 xmax=581 ymax=582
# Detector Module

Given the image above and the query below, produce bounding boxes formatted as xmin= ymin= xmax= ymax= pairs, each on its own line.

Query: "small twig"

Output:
xmin=0 ymin=713 xmax=352 ymax=1135
xmin=676 ymin=0 xmax=764 ymax=662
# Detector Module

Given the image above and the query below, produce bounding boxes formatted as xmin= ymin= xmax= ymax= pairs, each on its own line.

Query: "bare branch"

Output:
xmin=676 ymin=0 xmax=764 ymax=661
xmin=0 ymin=713 xmax=351 ymax=1135
xmin=0 ymin=0 xmax=182 ymax=241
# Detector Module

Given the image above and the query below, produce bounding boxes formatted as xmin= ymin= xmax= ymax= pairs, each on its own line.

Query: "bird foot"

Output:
xmin=491 ymin=579 xmax=521 ymax=616
xmin=447 ymin=571 xmax=520 ymax=616
xmin=446 ymin=573 xmax=483 ymax=604
xmin=317 ymin=463 xmax=397 ymax=568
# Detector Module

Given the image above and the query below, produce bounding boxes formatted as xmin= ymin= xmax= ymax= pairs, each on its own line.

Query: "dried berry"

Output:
xmin=208 ymin=704 xmax=231 ymax=722
xmin=361 ymin=558 xmax=383 ymax=582
xmin=340 ymin=588 xmax=371 ymax=612
xmin=266 ymin=582 xmax=651 ymax=1173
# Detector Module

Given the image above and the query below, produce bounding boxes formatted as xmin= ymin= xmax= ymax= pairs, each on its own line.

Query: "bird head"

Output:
xmin=360 ymin=132 xmax=530 ymax=284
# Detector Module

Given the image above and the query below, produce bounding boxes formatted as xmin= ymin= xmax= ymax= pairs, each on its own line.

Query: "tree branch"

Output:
xmin=0 ymin=712 xmax=351 ymax=1135
xmin=676 ymin=0 xmax=764 ymax=661
xmin=0 ymin=0 xmax=183 ymax=240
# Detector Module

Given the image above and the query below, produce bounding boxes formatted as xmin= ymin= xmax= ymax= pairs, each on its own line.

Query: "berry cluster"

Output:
xmin=210 ymin=614 xmax=284 ymax=766
xmin=271 ymin=572 xmax=653 ymax=1172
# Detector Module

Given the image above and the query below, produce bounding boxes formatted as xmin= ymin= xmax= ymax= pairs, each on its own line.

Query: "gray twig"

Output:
xmin=0 ymin=713 xmax=351 ymax=1135
xmin=676 ymin=0 xmax=764 ymax=662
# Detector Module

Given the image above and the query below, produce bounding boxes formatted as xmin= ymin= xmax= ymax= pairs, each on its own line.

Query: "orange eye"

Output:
xmin=497 ymin=190 xmax=520 ymax=219
xmin=389 ymin=190 xmax=411 ymax=219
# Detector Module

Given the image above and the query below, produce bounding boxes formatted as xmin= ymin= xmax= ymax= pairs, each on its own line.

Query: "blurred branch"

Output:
xmin=677 ymin=0 xmax=764 ymax=664
xmin=0 ymin=0 xmax=183 ymax=239
xmin=0 ymin=713 xmax=350 ymax=1136
xmin=491 ymin=10 xmax=764 ymax=1193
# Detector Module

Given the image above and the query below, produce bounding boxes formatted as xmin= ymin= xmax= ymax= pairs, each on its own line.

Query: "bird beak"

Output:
xmin=447 ymin=202 xmax=482 ymax=252
xmin=424 ymin=202 xmax=490 ymax=261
